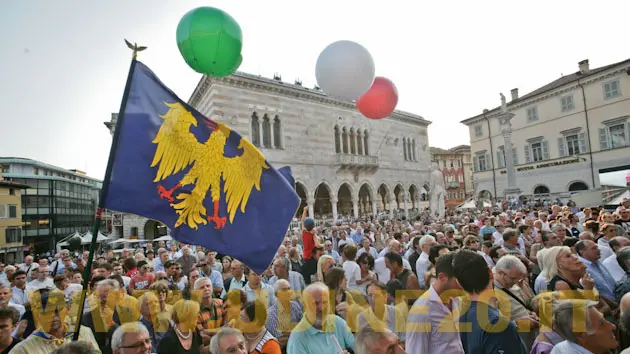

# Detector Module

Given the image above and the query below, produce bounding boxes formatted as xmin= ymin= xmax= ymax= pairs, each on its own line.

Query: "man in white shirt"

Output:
xmin=407 ymin=252 xmax=464 ymax=353
xmin=415 ymin=235 xmax=437 ymax=289
xmin=18 ymin=256 xmax=38 ymax=282
xmin=26 ymin=265 xmax=55 ymax=292
xmin=601 ymin=236 xmax=630 ymax=282
xmin=356 ymin=238 xmax=378 ymax=259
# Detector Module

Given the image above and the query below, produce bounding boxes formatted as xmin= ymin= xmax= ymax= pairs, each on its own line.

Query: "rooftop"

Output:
xmin=430 ymin=145 xmax=469 ymax=155
xmin=0 ymin=157 xmax=102 ymax=182
xmin=461 ymin=58 xmax=630 ymax=124
xmin=190 ymin=71 xmax=431 ymax=126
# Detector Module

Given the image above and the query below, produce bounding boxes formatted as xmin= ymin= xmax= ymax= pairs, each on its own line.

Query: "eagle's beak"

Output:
xmin=190 ymin=113 xmax=198 ymax=127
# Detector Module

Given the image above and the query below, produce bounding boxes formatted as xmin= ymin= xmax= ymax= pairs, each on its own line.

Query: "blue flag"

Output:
xmin=103 ymin=61 xmax=300 ymax=274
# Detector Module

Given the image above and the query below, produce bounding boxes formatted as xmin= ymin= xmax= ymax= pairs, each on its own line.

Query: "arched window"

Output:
xmin=407 ymin=138 xmax=413 ymax=161
xmin=350 ymin=128 xmax=356 ymax=154
xmin=412 ymin=139 xmax=417 ymax=161
xmin=363 ymin=130 xmax=369 ymax=155
xmin=357 ymin=130 xmax=363 ymax=155
xmin=262 ymin=114 xmax=271 ymax=148
xmin=342 ymin=127 xmax=349 ymax=154
xmin=250 ymin=112 xmax=260 ymax=147
xmin=403 ymin=138 xmax=408 ymax=160
xmin=334 ymin=125 xmax=341 ymax=153
xmin=273 ymin=115 xmax=282 ymax=148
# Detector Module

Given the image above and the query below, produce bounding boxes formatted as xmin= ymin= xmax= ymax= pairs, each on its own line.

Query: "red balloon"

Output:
xmin=356 ymin=77 xmax=399 ymax=119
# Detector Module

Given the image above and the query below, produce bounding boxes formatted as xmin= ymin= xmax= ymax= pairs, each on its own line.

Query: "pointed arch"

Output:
xmin=409 ymin=184 xmax=419 ymax=209
xmin=337 ymin=182 xmax=355 ymax=217
xmin=313 ymin=182 xmax=333 ymax=217
xmin=342 ymin=127 xmax=349 ymax=154
xmin=262 ymin=114 xmax=271 ymax=148
xmin=363 ymin=130 xmax=369 ymax=155
xmin=250 ymin=112 xmax=260 ymax=147
xmin=295 ymin=181 xmax=309 ymax=215
xmin=334 ymin=125 xmax=341 ymax=153
xmin=357 ymin=130 xmax=363 ymax=155
xmin=273 ymin=115 xmax=282 ymax=148
xmin=378 ymin=183 xmax=391 ymax=210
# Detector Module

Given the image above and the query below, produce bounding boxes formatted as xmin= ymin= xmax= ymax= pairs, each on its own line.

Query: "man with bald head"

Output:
xmin=287 ymin=283 xmax=354 ymax=353
xmin=374 ymin=239 xmax=412 ymax=282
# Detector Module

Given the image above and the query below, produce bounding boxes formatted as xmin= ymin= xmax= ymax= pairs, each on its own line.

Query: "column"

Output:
xmin=258 ymin=120 xmax=263 ymax=148
xmin=372 ymin=200 xmax=377 ymax=217
xmin=331 ymin=198 xmax=338 ymax=221
xmin=307 ymin=198 xmax=315 ymax=219
xmin=389 ymin=197 xmax=396 ymax=219
xmin=352 ymin=198 xmax=359 ymax=219
xmin=403 ymin=192 xmax=409 ymax=216
xmin=498 ymin=112 xmax=521 ymax=198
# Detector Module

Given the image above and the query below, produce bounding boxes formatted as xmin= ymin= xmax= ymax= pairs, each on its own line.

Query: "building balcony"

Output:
xmin=446 ymin=181 xmax=461 ymax=189
xmin=335 ymin=154 xmax=379 ymax=171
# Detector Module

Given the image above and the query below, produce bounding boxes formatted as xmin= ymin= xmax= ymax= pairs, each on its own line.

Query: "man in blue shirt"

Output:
xmin=287 ymin=282 xmax=354 ymax=354
xmin=453 ymin=249 xmax=527 ymax=353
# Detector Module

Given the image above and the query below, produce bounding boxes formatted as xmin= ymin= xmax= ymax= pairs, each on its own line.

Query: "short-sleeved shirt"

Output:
xmin=458 ymin=300 xmax=527 ymax=354
xmin=196 ymin=299 xmax=224 ymax=332
xmin=302 ymin=230 xmax=315 ymax=260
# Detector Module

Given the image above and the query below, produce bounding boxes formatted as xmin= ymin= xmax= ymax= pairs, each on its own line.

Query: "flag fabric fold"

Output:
xmin=103 ymin=61 xmax=300 ymax=273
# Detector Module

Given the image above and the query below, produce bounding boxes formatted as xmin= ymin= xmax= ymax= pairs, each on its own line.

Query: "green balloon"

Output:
xmin=176 ymin=7 xmax=243 ymax=77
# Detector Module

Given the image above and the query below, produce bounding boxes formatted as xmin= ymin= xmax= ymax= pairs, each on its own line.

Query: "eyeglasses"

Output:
xmin=120 ymin=338 xmax=151 ymax=349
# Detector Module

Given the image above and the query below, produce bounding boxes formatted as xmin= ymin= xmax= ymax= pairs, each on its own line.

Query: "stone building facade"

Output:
xmin=105 ymin=72 xmax=431 ymax=238
xmin=462 ymin=58 xmax=630 ymax=200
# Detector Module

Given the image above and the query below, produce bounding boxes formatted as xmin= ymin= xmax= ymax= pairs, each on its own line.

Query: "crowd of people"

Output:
xmin=0 ymin=199 xmax=629 ymax=353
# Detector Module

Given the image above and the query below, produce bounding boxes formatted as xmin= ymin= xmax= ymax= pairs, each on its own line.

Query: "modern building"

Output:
xmin=430 ymin=147 xmax=468 ymax=207
xmin=105 ymin=71 xmax=432 ymax=237
xmin=0 ymin=172 xmax=27 ymax=263
xmin=0 ymin=158 xmax=102 ymax=252
xmin=461 ymin=58 xmax=630 ymax=200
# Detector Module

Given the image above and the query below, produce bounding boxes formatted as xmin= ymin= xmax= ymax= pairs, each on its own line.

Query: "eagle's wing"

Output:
xmin=221 ymin=136 xmax=270 ymax=223
xmin=151 ymin=103 xmax=200 ymax=182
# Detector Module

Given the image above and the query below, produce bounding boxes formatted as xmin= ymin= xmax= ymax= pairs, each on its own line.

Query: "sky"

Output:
xmin=2 ymin=0 xmax=630 ymax=185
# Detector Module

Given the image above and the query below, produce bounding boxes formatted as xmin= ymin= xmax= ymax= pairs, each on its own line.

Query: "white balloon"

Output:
xmin=315 ymin=40 xmax=375 ymax=101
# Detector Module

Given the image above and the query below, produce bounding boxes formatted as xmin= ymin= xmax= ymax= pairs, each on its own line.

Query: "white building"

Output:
xmin=462 ymin=58 xmax=630 ymax=200
xmin=105 ymin=72 xmax=432 ymax=239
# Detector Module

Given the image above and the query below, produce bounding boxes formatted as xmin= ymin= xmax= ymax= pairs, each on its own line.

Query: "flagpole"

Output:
xmin=72 ymin=39 xmax=145 ymax=341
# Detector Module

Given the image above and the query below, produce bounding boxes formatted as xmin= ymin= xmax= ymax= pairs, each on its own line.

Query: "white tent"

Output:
xmin=153 ymin=235 xmax=172 ymax=242
xmin=108 ymin=238 xmax=144 ymax=245
xmin=57 ymin=231 xmax=83 ymax=248
xmin=81 ymin=232 xmax=110 ymax=245
xmin=457 ymin=200 xmax=476 ymax=210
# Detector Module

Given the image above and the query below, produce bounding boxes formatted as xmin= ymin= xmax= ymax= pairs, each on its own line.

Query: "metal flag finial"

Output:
xmin=125 ymin=39 xmax=147 ymax=59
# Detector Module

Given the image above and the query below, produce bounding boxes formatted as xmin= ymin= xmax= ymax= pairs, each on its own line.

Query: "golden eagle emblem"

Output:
xmin=151 ymin=102 xmax=269 ymax=230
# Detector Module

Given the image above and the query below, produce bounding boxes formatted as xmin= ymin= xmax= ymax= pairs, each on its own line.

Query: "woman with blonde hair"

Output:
xmin=149 ymin=281 xmax=173 ymax=328
xmin=157 ymin=299 xmax=205 ymax=354
xmin=316 ymin=255 xmax=334 ymax=283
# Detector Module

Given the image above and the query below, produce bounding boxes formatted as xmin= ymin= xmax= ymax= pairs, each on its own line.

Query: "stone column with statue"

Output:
xmin=429 ymin=162 xmax=445 ymax=218
xmin=498 ymin=93 xmax=521 ymax=199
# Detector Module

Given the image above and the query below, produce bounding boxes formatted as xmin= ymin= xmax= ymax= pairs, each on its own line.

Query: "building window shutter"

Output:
xmin=542 ymin=140 xmax=550 ymax=160
xmin=473 ymin=156 xmax=478 ymax=172
xmin=599 ymin=128 xmax=609 ymax=150
xmin=485 ymin=154 xmax=491 ymax=170
xmin=558 ymin=137 xmax=566 ymax=157
xmin=578 ymin=132 xmax=588 ymax=153
xmin=524 ymin=144 xmax=531 ymax=163
xmin=497 ymin=151 xmax=504 ymax=168
xmin=512 ymin=148 xmax=518 ymax=165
